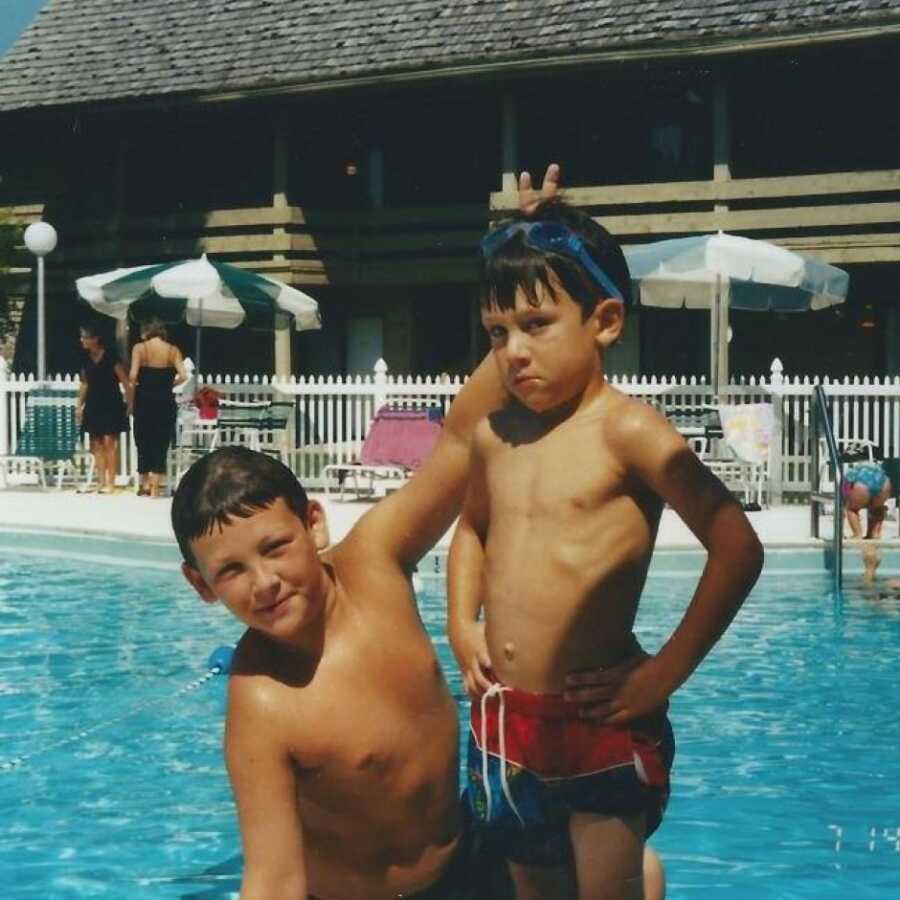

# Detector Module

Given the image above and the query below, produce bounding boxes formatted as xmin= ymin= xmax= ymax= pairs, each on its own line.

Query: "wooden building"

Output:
xmin=1 ymin=0 xmax=899 ymax=379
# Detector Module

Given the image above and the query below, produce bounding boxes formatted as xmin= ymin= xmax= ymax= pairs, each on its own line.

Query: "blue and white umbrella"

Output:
xmin=76 ymin=255 xmax=321 ymax=373
xmin=624 ymin=232 xmax=849 ymax=392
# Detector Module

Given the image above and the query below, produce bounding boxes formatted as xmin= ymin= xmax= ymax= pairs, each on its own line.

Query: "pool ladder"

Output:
xmin=809 ymin=385 xmax=843 ymax=591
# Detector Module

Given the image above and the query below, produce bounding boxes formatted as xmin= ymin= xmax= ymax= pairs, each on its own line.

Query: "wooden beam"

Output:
xmin=0 ymin=204 xmax=44 ymax=224
xmin=602 ymin=201 xmax=900 ymax=236
xmin=713 ymin=79 xmax=731 ymax=218
xmin=501 ymin=94 xmax=518 ymax=194
xmin=491 ymin=168 xmax=900 ymax=210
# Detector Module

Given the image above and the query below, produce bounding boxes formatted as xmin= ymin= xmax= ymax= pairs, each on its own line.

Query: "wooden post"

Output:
xmin=712 ymin=79 xmax=731 ymax=389
xmin=273 ymin=117 xmax=292 ymax=379
xmin=113 ymin=137 xmax=130 ymax=367
xmin=712 ymin=78 xmax=731 ymax=220
xmin=769 ymin=357 xmax=784 ymax=506
xmin=501 ymin=94 xmax=518 ymax=195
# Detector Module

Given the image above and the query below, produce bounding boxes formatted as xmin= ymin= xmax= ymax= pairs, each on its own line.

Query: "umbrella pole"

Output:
xmin=717 ymin=274 xmax=730 ymax=399
xmin=710 ymin=274 xmax=730 ymax=399
xmin=194 ymin=327 xmax=202 ymax=385
xmin=194 ymin=294 xmax=203 ymax=386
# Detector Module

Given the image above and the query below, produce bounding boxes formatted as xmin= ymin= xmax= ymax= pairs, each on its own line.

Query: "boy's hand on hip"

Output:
xmin=449 ymin=620 xmax=494 ymax=700
xmin=518 ymin=163 xmax=560 ymax=215
xmin=565 ymin=653 xmax=670 ymax=725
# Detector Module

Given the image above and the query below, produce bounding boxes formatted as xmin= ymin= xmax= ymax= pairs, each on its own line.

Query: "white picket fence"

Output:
xmin=3 ymin=355 xmax=900 ymax=499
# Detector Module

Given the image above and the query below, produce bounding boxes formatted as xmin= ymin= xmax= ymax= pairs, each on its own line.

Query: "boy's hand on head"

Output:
xmin=449 ymin=620 xmax=493 ymax=699
xmin=565 ymin=652 xmax=670 ymax=725
xmin=518 ymin=163 xmax=561 ymax=216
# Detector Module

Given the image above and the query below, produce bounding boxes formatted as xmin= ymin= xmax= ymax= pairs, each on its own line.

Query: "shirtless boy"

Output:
xmin=172 ymin=355 xmax=510 ymax=899
xmin=448 ymin=200 xmax=764 ymax=900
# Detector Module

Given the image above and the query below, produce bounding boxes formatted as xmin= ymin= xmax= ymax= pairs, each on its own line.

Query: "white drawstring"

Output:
xmin=479 ymin=683 xmax=525 ymax=826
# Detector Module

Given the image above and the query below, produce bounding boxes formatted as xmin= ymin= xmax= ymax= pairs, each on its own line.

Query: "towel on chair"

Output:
xmin=717 ymin=404 xmax=773 ymax=467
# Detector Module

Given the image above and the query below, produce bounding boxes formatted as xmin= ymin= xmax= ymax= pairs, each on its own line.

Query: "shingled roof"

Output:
xmin=2 ymin=0 xmax=900 ymax=112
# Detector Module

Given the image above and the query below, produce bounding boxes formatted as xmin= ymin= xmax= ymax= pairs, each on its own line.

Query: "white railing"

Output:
xmin=3 ymin=355 xmax=900 ymax=498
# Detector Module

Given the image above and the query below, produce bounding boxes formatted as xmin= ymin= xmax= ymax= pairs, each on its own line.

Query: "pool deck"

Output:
xmin=0 ymin=487 xmax=846 ymax=550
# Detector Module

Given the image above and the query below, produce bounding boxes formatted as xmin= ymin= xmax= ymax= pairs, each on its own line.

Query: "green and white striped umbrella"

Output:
xmin=75 ymin=255 xmax=321 ymax=332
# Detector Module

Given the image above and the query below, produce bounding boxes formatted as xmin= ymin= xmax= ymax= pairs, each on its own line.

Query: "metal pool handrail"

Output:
xmin=810 ymin=385 xmax=843 ymax=591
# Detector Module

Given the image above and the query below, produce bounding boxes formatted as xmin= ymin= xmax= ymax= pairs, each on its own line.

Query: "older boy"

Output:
xmin=173 ymin=354 xmax=510 ymax=899
xmin=448 ymin=200 xmax=764 ymax=900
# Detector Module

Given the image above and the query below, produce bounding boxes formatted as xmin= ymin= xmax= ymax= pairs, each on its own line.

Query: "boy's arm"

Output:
xmin=574 ymin=402 xmax=763 ymax=723
xmin=447 ymin=433 xmax=494 ymax=697
xmin=226 ymin=676 xmax=308 ymax=900
xmin=352 ymin=355 xmax=507 ymax=567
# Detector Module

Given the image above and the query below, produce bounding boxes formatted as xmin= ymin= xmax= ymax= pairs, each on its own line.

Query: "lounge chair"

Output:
xmin=216 ymin=400 xmax=293 ymax=461
xmin=0 ymin=388 xmax=96 ymax=489
xmin=169 ymin=400 xmax=294 ymax=489
xmin=323 ymin=405 xmax=444 ymax=501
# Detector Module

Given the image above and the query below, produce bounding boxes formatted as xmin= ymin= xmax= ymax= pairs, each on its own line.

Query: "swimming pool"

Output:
xmin=0 ymin=553 xmax=244 ymax=898
xmin=2 ymin=546 xmax=899 ymax=898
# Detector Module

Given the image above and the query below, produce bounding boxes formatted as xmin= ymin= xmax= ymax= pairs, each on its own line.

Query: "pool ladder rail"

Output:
xmin=809 ymin=385 xmax=843 ymax=591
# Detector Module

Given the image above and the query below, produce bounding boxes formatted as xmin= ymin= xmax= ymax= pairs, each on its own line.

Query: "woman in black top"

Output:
xmin=76 ymin=324 xmax=130 ymax=493
xmin=129 ymin=318 xmax=187 ymax=497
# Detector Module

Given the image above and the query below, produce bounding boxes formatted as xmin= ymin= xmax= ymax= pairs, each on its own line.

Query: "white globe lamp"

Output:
xmin=23 ymin=221 xmax=57 ymax=382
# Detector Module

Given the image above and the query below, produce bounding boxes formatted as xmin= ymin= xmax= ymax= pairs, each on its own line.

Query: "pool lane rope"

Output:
xmin=0 ymin=645 xmax=235 ymax=772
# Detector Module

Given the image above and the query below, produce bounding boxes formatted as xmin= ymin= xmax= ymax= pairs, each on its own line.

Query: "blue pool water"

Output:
xmin=2 ymin=548 xmax=899 ymax=898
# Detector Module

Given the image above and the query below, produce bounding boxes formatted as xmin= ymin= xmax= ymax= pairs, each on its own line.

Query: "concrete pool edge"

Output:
xmin=0 ymin=524 xmax=895 ymax=578
xmin=0 ymin=525 xmax=182 ymax=570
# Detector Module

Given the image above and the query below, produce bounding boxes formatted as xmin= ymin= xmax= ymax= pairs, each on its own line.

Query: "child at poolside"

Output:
xmin=448 ymin=199 xmax=764 ymax=900
xmin=842 ymin=459 xmax=892 ymax=541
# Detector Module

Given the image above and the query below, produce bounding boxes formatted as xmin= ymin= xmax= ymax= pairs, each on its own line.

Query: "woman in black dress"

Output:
xmin=76 ymin=324 xmax=130 ymax=493
xmin=129 ymin=318 xmax=187 ymax=497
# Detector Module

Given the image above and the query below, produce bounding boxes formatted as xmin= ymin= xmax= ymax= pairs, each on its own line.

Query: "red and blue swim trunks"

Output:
xmin=465 ymin=684 xmax=675 ymax=867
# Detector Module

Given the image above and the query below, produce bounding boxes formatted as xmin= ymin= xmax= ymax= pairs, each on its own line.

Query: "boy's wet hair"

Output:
xmin=480 ymin=199 xmax=632 ymax=318
xmin=172 ymin=446 xmax=309 ymax=568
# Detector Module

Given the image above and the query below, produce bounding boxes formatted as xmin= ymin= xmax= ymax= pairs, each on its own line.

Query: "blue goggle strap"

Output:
xmin=481 ymin=222 xmax=624 ymax=302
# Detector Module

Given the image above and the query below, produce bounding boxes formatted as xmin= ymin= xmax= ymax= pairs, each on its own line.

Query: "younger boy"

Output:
xmin=448 ymin=200 xmax=764 ymax=900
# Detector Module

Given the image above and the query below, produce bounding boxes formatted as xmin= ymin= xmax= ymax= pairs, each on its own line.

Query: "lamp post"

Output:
xmin=23 ymin=221 xmax=57 ymax=382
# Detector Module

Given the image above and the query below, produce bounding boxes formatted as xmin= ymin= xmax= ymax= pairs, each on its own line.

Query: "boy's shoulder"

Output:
xmin=226 ymin=629 xmax=325 ymax=739
xmin=599 ymin=387 xmax=683 ymax=464
xmin=601 ymin=385 xmax=672 ymax=436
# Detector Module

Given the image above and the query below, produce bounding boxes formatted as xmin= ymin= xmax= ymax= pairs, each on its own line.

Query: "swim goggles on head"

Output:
xmin=480 ymin=220 xmax=624 ymax=302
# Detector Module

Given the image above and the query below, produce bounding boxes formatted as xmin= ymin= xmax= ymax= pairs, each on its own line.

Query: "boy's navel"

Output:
xmin=503 ymin=641 xmax=516 ymax=661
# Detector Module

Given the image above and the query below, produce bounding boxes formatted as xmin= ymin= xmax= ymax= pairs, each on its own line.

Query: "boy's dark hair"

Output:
xmin=171 ymin=446 xmax=309 ymax=567
xmin=479 ymin=199 xmax=632 ymax=317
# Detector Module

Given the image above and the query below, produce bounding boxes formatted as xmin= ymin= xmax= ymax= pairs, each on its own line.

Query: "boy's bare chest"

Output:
xmin=285 ymin=602 xmax=455 ymax=781
xmin=486 ymin=425 xmax=620 ymax=512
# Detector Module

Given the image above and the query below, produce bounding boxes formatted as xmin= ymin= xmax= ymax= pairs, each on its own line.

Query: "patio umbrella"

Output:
xmin=624 ymin=233 xmax=849 ymax=394
xmin=75 ymin=255 xmax=321 ymax=372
